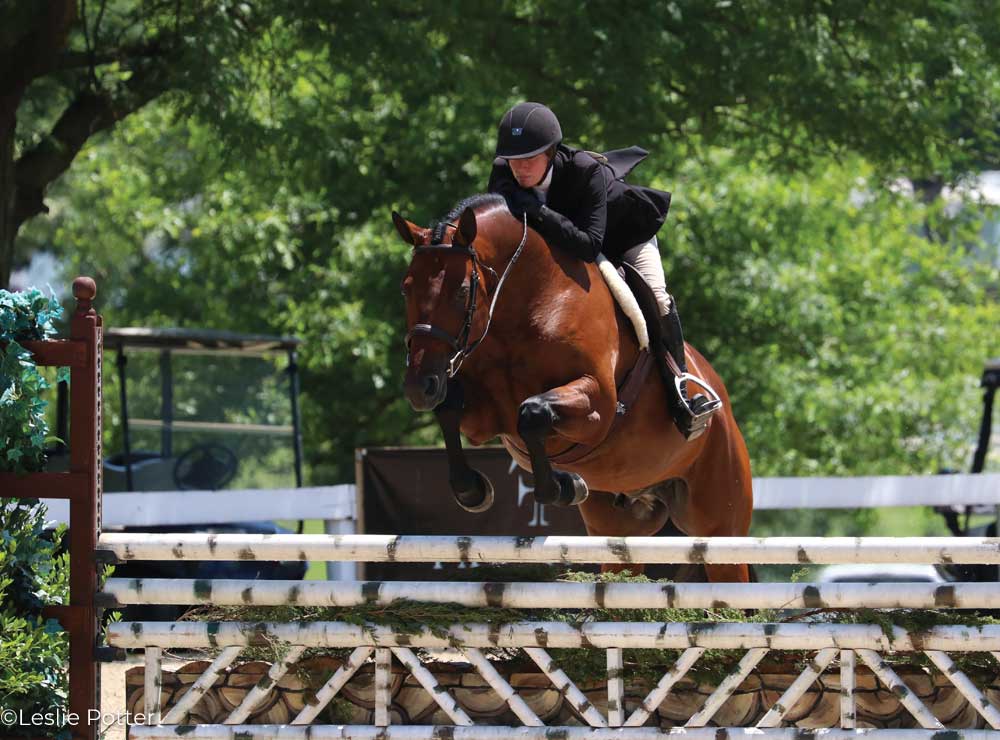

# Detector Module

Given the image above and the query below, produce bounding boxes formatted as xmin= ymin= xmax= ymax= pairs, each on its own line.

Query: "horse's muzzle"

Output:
xmin=405 ymin=370 xmax=448 ymax=411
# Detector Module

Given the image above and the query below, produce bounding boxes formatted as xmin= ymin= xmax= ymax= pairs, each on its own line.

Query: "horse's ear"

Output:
xmin=453 ymin=207 xmax=477 ymax=247
xmin=392 ymin=211 xmax=429 ymax=246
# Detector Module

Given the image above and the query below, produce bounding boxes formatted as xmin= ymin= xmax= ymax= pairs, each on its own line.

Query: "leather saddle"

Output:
xmin=618 ymin=261 xmax=665 ymax=353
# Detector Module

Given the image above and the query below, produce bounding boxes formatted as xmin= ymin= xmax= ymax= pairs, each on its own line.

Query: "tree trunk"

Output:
xmin=0 ymin=1 xmax=77 ymax=289
xmin=0 ymin=96 xmax=17 ymax=290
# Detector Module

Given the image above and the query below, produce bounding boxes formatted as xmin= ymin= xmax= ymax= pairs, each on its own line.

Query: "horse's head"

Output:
xmin=394 ymin=206 xmax=482 ymax=411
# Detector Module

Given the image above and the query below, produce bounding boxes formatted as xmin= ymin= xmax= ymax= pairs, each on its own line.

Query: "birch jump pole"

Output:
xmin=99 ymin=577 xmax=1000 ymax=610
xmin=96 ymin=533 xmax=1000 ymax=565
xmin=105 ymin=620 xmax=1000 ymax=652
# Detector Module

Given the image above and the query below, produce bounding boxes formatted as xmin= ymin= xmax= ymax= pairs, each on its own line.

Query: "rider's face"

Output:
xmin=507 ymin=152 xmax=550 ymax=188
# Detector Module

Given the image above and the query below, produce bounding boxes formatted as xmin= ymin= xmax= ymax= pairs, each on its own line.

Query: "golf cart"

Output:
xmin=51 ymin=327 xmax=311 ymax=618
xmin=935 ymin=357 xmax=1000 ymax=581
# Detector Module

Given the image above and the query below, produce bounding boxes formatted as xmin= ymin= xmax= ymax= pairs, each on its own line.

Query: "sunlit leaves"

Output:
xmin=13 ymin=0 xmax=1000 ymax=487
xmin=670 ymin=155 xmax=998 ymax=476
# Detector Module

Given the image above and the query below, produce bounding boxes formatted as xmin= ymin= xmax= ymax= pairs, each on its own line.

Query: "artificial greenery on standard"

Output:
xmin=0 ymin=502 xmax=69 ymax=736
xmin=0 ymin=286 xmax=65 ymax=474
xmin=0 ymin=285 xmax=70 ymax=735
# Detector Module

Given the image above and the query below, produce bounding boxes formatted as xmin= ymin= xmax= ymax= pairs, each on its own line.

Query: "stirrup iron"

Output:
xmin=674 ymin=373 xmax=722 ymax=440
xmin=674 ymin=372 xmax=722 ymax=418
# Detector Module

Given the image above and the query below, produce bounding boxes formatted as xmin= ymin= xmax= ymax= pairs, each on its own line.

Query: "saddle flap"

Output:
xmin=619 ymin=262 xmax=664 ymax=350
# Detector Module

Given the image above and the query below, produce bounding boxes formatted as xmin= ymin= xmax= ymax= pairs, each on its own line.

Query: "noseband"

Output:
xmin=405 ymin=214 xmax=529 ymax=377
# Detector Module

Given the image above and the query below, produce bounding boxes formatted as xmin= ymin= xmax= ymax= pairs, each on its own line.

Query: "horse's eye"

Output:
xmin=456 ymin=284 xmax=470 ymax=302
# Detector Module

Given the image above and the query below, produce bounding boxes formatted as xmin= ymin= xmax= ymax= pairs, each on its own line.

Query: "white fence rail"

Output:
xmin=750 ymin=473 xmax=1000 ymax=509
xmin=41 ymin=485 xmax=355 ymax=527
xmin=41 ymin=474 xmax=1000 ymax=528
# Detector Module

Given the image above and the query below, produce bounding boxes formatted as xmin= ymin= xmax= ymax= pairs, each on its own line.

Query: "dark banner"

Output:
xmin=357 ymin=446 xmax=588 ymax=581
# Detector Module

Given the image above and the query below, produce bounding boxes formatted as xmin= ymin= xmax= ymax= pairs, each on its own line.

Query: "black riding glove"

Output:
xmin=505 ymin=188 xmax=542 ymax=219
xmin=529 ymin=204 xmax=601 ymax=261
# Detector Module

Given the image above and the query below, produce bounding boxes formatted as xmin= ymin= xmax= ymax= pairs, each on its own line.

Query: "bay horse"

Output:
xmin=394 ymin=194 xmax=753 ymax=582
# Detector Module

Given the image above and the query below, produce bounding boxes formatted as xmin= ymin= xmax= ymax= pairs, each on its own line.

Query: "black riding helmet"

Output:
xmin=495 ymin=102 xmax=563 ymax=159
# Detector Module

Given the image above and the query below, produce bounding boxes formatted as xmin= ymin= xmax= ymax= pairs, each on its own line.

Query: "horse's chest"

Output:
xmin=459 ymin=366 xmax=530 ymax=442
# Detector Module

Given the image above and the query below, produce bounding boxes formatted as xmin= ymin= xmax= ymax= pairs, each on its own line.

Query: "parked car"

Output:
xmin=817 ymin=563 xmax=950 ymax=583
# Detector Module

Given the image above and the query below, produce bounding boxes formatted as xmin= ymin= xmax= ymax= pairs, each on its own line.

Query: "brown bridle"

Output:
xmin=405 ymin=214 xmax=528 ymax=377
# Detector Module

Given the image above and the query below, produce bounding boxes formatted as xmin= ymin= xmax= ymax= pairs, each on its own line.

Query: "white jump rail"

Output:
xmin=127 ymin=728 xmax=1000 ymax=740
xmin=104 ymin=531 xmax=1000 ymax=734
xmin=99 ymin=578 xmax=1000 ymax=609
xmin=106 ymin=620 xmax=1000 ymax=652
xmin=97 ymin=533 xmax=1000 ymax=564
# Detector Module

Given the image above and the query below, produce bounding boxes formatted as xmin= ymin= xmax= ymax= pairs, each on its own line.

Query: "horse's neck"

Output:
xmin=479 ymin=227 xmax=616 ymax=346
xmin=492 ymin=227 xmax=640 ymax=366
xmin=483 ymin=229 xmax=567 ymax=309
xmin=465 ymin=226 xmax=638 ymax=423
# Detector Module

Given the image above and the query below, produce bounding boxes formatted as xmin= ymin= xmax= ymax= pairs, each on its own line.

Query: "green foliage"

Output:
xmin=0 ymin=287 xmax=64 ymax=473
xmin=667 ymin=155 xmax=998 ymax=477
xmin=14 ymin=3 xmax=1000 ymax=519
xmin=0 ymin=285 xmax=71 ymax=734
xmin=17 ymin=1 xmax=1000 ymax=188
xmin=188 ymin=568 xmax=1000 ymax=685
xmin=0 ymin=500 xmax=69 ymax=735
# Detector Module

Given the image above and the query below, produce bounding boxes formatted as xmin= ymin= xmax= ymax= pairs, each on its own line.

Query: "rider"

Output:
xmin=487 ymin=101 xmax=720 ymax=439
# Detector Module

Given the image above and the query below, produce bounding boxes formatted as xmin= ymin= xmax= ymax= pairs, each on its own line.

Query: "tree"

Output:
xmin=9 ymin=1 xmax=1000 ymax=492
xmin=7 ymin=1 xmax=1000 ymax=286
xmin=38 ymin=109 xmax=1000 ymax=484
xmin=2 ymin=0 xmax=297 ymax=287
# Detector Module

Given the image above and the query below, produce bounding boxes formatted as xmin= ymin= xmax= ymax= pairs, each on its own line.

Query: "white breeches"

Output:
xmin=620 ymin=236 xmax=672 ymax=315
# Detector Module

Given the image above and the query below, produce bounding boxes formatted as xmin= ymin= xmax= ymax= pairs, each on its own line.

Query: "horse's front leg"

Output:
xmin=517 ymin=375 xmax=609 ymax=507
xmin=434 ymin=378 xmax=495 ymax=512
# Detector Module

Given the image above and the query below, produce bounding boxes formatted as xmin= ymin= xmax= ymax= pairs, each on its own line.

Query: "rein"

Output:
xmin=405 ymin=214 xmax=529 ymax=377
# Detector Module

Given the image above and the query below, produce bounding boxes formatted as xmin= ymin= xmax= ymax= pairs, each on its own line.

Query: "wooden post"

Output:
xmin=67 ymin=276 xmax=102 ymax=740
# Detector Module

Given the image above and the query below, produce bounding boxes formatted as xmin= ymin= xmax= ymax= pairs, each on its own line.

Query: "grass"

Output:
xmin=275 ymin=517 xmax=331 ymax=580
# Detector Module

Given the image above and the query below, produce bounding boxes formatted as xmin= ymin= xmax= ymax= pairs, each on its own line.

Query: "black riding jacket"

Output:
xmin=487 ymin=144 xmax=672 ymax=262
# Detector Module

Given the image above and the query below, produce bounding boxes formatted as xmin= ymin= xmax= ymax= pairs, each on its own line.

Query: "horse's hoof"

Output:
xmin=554 ymin=471 xmax=589 ymax=506
xmin=453 ymin=469 xmax=494 ymax=513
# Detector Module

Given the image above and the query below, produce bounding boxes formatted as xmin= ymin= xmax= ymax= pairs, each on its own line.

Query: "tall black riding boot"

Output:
xmin=657 ymin=306 xmax=722 ymax=439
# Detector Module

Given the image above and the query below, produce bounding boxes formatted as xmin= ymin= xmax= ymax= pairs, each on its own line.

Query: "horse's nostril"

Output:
xmin=423 ymin=374 xmax=440 ymax=399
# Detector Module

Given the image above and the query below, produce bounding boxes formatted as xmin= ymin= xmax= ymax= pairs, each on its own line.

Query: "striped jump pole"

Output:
xmin=126 ymin=725 xmax=1000 ymax=740
xmin=99 ymin=578 xmax=1000 ymax=609
xmin=106 ymin=620 xmax=1000 ymax=652
xmin=96 ymin=533 xmax=1000 ymax=564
